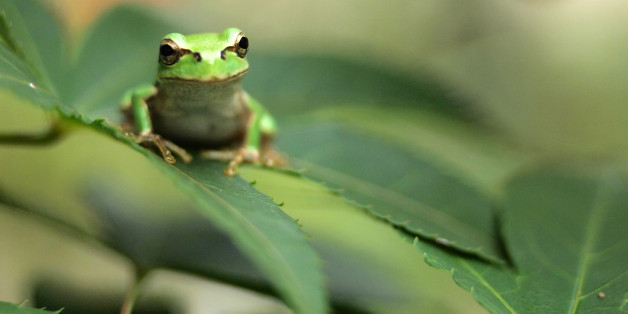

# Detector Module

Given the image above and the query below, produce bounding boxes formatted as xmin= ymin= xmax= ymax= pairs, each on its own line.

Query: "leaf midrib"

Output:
xmin=462 ymin=259 xmax=517 ymax=314
xmin=568 ymin=179 xmax=612 ymax=314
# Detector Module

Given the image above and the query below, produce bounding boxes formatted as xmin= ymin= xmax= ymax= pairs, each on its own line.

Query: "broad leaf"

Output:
xmin=415 ymin=168 xmax=628 ymax=313
xmin=0 ymin=1 xmax=59 ymax=109
xmin=65 ymin=4 xmax=172 ymax=119
xmin=246 ymin=54 xmax=469 ymax=120
xmin=277 ymin=120 xmax=505 ymax=263
xmin=0 ymin=302 xmax=61 ymax=314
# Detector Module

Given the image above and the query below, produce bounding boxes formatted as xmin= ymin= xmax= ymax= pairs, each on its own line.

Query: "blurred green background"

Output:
xmin=47 ymin=0 xmax=628 ymax=158
xmin=2 ymin=0 xmax=627 ymax=313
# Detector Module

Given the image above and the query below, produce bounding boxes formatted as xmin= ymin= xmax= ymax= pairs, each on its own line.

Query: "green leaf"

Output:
xmin=0 ymin=302 xmax=61 ymax=314
xmin=245 ymin=54 xmax=469 ymax=120
xmin=65 ymin=5 xmax=173 ymax=118
xmin=277 ymin=120 xmax=505 ymax=263
xmin=304 ymin=105 xmax=533 ymax=196
xmin=241 ymin=43 xmax=512 ymax=264
xmin=416 ymin=168 xmax=628 ymax=313
xmin=0 ymin=0 xmax=65 ymax=95
xmin=159 ymin=159 xmax=327 ymax=313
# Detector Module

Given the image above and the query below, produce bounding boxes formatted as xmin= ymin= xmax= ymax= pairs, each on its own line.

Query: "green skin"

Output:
xmin=122 ymin=28 xmax=278 ymax=176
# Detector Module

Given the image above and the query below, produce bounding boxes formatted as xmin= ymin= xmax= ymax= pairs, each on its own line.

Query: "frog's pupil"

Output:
xmin=239 ymin=37 xmax=249 ymax=49
xmin=160 ymin=44 xmax=175 ymax=57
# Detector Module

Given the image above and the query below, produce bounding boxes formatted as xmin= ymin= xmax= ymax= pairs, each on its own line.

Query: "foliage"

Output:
xmin=0 ymin=302 xmax=61 ymax=314
xmin=0 ymin=0 xmax=626 ymax=313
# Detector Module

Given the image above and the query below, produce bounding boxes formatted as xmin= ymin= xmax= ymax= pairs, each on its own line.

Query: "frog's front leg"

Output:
xmin=122 ymin=85 xmax=192 ymax=164
xmin=200 ymin=106 xmax=283 ymax=176
xmin=216 ymin=112 xmax=264 ymax=176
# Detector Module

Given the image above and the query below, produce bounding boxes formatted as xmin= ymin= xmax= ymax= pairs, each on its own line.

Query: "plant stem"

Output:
xmin=0 ymin=122 xmax=63 ymax=145
xmin=120 ymin=268 xmax=151 ymax=314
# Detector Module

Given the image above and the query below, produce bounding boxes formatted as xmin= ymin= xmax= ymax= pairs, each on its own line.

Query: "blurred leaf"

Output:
xmin=0 ymin=302 xmax=61 ymax=314
xmin=415 ymin=168 xmax=628 ymax=313
xmin=246 ymin=54 xmax=471 ymax=120
xmin=277 ymin=121 xmax=505 ymax=264
xmin=0 ymin=2 xmax=327 ymax=313
xmin=0 ymin=1 xmax=59 ymax=109
xmin=304 ymin=106 xmax=532 ymax=196
xmin=65 ymin=4 xmax=174 ymax=119
xmin=156 ymin=159 xmax=327 ymax=314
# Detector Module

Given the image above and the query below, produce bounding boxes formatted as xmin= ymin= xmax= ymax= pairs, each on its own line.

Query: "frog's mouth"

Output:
xmin=159 ymin=68 xmax=248 ymax=84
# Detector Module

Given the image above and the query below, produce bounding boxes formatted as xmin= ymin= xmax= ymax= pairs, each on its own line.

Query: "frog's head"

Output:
xmin=156 ymin=28 xmax=249 ymax=82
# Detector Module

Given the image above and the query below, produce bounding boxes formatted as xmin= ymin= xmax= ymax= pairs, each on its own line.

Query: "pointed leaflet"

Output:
xmin=277 ymin=121 xmax=505 ymax=263
xmin=155 ymin=159 xmax=327 ymax=313
xmin=415 ymin=168 xmax=628 ymax=313
xmin=0 ymin=2 xmax=327 ymax=312
xmin=0 ymin=302 xmax=61 ymax=314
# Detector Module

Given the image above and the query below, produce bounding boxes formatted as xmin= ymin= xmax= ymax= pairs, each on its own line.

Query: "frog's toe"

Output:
xmin=131 ymin=132 xmax=190 ymax=164
xmin=200 ymin=149 xmax=237 ymax=161
xmin=242 ymin=148 xmax=260 ymax=162
xmin=261 ymin=148 xmax=288 ymax=168
xmin=163 ymin=138 xmax=193 ymax=163
xmin=221 ymin=147 xmax=260 ymax=176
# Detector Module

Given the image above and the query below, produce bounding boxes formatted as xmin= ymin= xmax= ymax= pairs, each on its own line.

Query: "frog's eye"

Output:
xmin=159 ymin=39 xmax=180 ymax=65
xmin=234 ymin=33 xmax=249 ymax=58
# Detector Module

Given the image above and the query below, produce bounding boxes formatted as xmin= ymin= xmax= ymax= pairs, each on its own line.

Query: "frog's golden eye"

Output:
xmin=159 ymin=39 xmax=180 ymax=65
xmin=234 ymin=33 xmax=249 ymax=58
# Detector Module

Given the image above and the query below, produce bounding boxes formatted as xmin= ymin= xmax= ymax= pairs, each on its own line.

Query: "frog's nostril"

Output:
xmin=193 ymin=52 xmax=202 ymax=62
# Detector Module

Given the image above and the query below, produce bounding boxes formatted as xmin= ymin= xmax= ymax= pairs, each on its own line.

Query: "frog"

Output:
xmin=121 ymin=28 xmax=283 ymax=176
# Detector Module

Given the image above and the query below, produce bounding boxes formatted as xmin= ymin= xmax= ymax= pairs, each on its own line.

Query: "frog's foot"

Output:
xmin=201 ymin=147 xmax=289 ymax=176
xmin=225 ymin=148 xmax=260 ymax=176
xmin=199 ymin=149 xmax=238 ymax=161
xmin=199 ymin=147 xmax=259 ymax=176
xmin=260 ymin=148 xmax=288 ymax=168
xmin=130 ymin=132 xmax=193 ymax=164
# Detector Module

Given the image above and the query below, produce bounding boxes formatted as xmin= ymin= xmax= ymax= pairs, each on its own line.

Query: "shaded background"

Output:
xmin=2 ymin=0 xmax=627 ymax=313
xmin=52 ymin=0 xmax=628 ymax=157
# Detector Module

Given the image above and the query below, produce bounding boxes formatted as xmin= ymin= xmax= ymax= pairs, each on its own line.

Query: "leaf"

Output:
xmin=160 ymin=159 xmax=327 ymax=313
xmin=65 ymin=4 xmax=173 ymax=119
xmin=414 ymin=238 xmax=519 ymax=313
xmin=239 ymin=41 xmax=513 ymax=264
xmin=415 ymin=168 xmax=628 ymax=313
xmin=241 ymin=167 xmax=488 ymax=314
xmin=303 ymin=105 xmax=533 ymax=196
xmin=277 ymin=120 xmax=505 ymax=264
xmin=245 ymin=54 xmax=469 ymax=120
xmin=0 ymin=302 xmax=61 ymax=314
xmin=0 ymin=1 xmax=59 ymax=110
xmin=0 ymin=2 xmax=328 ymax=313
xmin=0 ymin=0 xmax=65 ymax=95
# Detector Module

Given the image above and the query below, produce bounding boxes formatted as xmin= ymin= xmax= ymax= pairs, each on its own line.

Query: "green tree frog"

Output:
xmin=121 ymin=28 xmax=282 ymax=176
